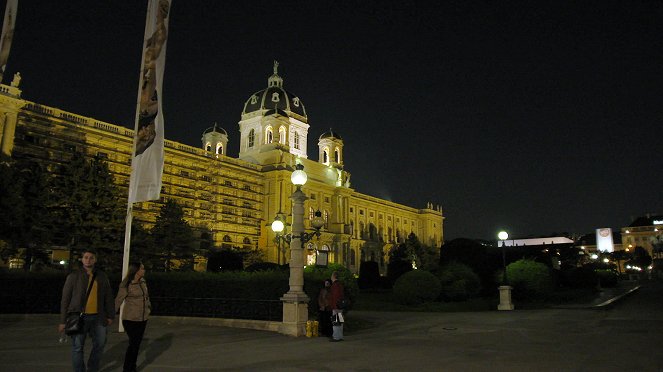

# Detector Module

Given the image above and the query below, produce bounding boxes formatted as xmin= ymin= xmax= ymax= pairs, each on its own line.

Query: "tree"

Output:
xmin=150 ymin=200 xmax=194 ymax=271
xmin=387 ymin=243 xmax=413 ymax=285
xmin=0 ymin=158 xmax=24 ymax=264
xmin=49 ymin=152 xmax=126 ymax=271
xmin=440 ymin=238 xmax=502 ymax=295
xmin=627 ymin=246 xmax=652 ymax=271
xmin=0 ymin=159 xmax=52 ymax=270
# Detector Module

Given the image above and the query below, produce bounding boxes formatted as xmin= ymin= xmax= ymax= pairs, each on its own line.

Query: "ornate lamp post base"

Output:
xmin=498 ymin=285 xmax=514 ymax=311
xmin=279 ymin=292 xmax=310 ymax=336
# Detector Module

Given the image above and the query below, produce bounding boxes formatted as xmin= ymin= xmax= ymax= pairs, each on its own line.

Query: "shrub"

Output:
xmin=437 ymin=262 xmax=481 ymax=301
xmin=506 ymin=259 xmax=554 ymax=300
xmin=245 ymin=262 xmax=281 ymax=272
xmin=304 ymin=264 xmax=358 ymax=315
xmin=393 ymin=270 xmax=441 ymax=305
xmin=559 ymin=266 xmax=598 ymax=288
xmin=595 ymin=269 xmax=619 ymax=288
xmin=358 ymin=261 xmax=380 ymax=289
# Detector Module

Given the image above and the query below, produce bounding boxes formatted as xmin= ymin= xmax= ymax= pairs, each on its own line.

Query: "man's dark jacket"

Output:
xmin=60 ymin=269 xmax=115 ymax=325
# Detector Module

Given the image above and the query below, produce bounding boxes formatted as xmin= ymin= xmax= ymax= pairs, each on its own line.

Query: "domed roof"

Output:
xmin=319 ymin=128 xmax=342 ymax=141
xmin=202 ymin=122 xmax=228 ymax=136
xmin=242 ymin=62 xmax=307 ymax=121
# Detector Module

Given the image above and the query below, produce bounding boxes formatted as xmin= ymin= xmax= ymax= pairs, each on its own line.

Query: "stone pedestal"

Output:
xmin=498 ymin=285 xmax=514 ymax=311
xmin=279 ymin=292 xmax=309 ymax=337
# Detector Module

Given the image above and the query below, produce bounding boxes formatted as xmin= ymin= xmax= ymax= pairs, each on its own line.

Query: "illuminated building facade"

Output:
xmin=621 ymin=215 xmax=663 ymax=259
xmin=0 ymin=66 xmax=444 ymax=273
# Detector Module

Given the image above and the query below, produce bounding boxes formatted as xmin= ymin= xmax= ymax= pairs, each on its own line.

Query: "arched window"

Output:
xmin=350 ymin=249 xmax=356 ymax=266
xmin=265 ymin=127 xmax=273 ymax=144
xmin=323 ymin=210 xmax=329 ymax=228
xmin=322 ymin=148 xmax=329 ymax=164
xmin=279 ymin=126 xmax=286 ymax=144
xmin=206 ymin=144 xmax=212 ymax=152
xmin=243 ymin=237 xmax=252 ymax=246
xmin=334 ymin=148 xmax=340 ymax=163
xmin=216 ymin=144 xmax=223 ymax=155
xmin=369 ymin=223 xmax=377 ymax=241
xmin=248 ymin=129 xmax=255 ymax=148
xmin=222 ymin=234 xmax=232 ymax=249
xmin=359 ymin=222 xmax=365 ymax=240
xmin=309 ymin=207 xmax=315 ymax=220
xmin=294 ymin=131 xmax=300 ymax=149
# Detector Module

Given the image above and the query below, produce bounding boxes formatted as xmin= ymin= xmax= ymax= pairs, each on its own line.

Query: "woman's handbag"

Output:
xmin=64 ymin=272 xmax=97 ymax=335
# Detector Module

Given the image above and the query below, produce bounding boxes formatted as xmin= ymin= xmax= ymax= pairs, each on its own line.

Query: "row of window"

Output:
xmin=247 ymin=127 xmax=301 ymax=150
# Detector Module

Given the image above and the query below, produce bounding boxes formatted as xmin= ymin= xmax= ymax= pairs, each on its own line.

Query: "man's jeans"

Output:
xmin=71 ymin=314 xmax=107 ymax=372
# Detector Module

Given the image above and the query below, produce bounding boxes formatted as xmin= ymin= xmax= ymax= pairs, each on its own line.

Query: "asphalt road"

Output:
xmin=1 ymin=281 xmax=661 ymax=372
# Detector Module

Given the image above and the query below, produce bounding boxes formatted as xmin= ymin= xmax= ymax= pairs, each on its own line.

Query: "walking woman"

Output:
xmin=115 ymin=262 xmax=151 ymax=372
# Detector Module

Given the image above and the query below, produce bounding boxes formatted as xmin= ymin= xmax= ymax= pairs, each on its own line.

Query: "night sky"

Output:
xmin=3 ymin=1 xmax=662 ymax=241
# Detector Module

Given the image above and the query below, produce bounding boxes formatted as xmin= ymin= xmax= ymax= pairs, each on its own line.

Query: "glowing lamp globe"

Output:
xmin=271 ymin=217 xmax=284 ymax=233
xmin=498 ymin=231 xmax=509 ymax=241
xmin=291 ymin=164 xmax=307 ymax=186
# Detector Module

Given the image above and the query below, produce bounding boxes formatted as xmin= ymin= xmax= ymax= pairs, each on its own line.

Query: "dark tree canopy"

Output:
xmin=49 ymin=152 xmax=126 ymax=270
xmin=150 ymin=199 xmax=195 ymax=271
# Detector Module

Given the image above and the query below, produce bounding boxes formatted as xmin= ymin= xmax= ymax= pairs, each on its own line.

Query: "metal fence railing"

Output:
xmin=0 ymin=295 xmax=283 ymax=322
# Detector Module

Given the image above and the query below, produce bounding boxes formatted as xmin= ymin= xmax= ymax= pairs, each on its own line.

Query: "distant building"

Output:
xmin=497 ymin=236 xmax=574 ymax=247
xmin=576 ymin=231 xmax=623 ymax=254
xmin=621 ymin=214 xmax=663 ymax=258
xmin=0 ymin=65 xmax=443 ymax=273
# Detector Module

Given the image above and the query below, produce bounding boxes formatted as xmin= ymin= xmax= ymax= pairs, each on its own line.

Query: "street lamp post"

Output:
xmin=271 ymin=214 xmax=285 ymax=265
xmin=497 ymin=230 xmax=514 ymax=311
xmin=278 ymin=164 xmax=324 ymax=336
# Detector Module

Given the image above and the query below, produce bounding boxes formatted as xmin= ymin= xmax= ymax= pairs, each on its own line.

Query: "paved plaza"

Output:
xmin=1 ymin=281 xmax=661 ymax=372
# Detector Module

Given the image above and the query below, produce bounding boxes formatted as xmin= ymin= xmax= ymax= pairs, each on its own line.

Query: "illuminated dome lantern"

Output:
xmin=201 ymin=123 xmax=229 ymax=157
xmin=238 ymin=61 xmax=310 ymax=163
xmin=318 ymin=128 xmax=344 ymax=169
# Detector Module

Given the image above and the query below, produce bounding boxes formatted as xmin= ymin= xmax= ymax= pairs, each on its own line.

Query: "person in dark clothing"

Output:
xmin=329 ymin=271 xmax=345 ymax=341
xmin=59 ymin=249 xmax=114 ymax=372
xmin=317 ymin=279 xmax=332 ymax=337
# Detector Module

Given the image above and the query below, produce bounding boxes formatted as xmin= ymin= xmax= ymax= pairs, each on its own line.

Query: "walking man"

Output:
xmin=59 ymin=249 xmax=115 ymax=372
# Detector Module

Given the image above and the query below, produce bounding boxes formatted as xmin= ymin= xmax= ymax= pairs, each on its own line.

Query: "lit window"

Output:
xmin=294 ymin=132 xmax=300 ymax=149
xmin=248 ymin=129 xmax=255 ymax=148
xmin=265 ymin=127 xmax=273 ymax=144
xmin=279 ymin=126 xmax=286 ymax=144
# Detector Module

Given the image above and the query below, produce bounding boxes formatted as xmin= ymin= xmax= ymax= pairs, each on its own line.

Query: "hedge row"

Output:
xmin=0 ymin=264 xmax=357 ymax=319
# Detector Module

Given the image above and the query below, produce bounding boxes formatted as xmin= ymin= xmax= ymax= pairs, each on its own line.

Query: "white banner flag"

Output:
xmin=128 ymin=0 xmax=171 ymax=203
xmin=0 ymin=0 xmax=18 ymax=83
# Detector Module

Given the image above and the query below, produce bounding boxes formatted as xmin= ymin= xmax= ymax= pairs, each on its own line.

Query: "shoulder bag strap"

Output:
xmin=80 ymin=271 xmax=98 ymax=313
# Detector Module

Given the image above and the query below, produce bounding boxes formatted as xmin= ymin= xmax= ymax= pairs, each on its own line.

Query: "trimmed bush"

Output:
xmin=560 ymin=266 xmax=598 ymax=288
xmin=595 ymin=269 xmax=619 ymax=288
xmin=506 ymin=259 xmax=554 ymax=300
xmin=392 ymin=270 xmax=441 ymax=305
xmin=437 ymin=262 xmax=481 ymax=301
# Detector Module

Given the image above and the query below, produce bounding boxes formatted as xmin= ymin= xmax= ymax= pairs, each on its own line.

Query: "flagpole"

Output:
xmin=0 ymin=0 xmax=18 ymax=84
xmin=119 ymin=202 xmax=133 ymax=333
xmin=120 ymin=0 xmax=171 ymax=333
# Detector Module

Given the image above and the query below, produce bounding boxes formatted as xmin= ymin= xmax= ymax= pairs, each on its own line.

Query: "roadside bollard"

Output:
xmin=313 ymin=321 xmax=319 ymax=337
xmin=306 ymin=320 xmax=312 ymax=337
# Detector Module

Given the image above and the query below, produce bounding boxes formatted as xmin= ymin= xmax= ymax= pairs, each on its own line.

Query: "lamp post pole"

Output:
xmin=279 ymin=164 xmax=310 ymax=336
xmin=497 ymin=230 xmax=514 ymax=311
xmin=271 ymin=214 xmax=285 ymax=266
